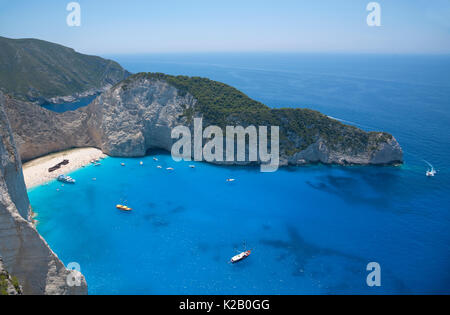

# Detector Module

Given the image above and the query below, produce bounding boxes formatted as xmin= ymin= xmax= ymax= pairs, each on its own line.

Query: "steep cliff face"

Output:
xmin=85 ymin=79 xmax=196 ymax=156
xmin=0 ymin=258 xmax=22 ymax=295
xmin=3 ymin=74 xmax=403 ymax=166
xmin=85 ymin=75 xmax=403 ymax=165
xmin=3 ymin=95 xmax=93 ymax=162
xmin=287 ymin=136 xmax=403 ymax=166
xmin=0 ymin=92 xmax=87 ymax=295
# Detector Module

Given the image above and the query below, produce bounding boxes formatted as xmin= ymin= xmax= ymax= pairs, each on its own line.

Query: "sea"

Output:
xmin=28 ymin=53 xmax=450 ymax=294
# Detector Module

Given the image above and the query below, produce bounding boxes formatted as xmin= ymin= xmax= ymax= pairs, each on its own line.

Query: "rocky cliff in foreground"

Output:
xmin=1 ymin=258 xmax=22 ymax=295
xmin=4 ymin=73 xmax=403 ymax=166
xmin=0 ymin=92 xmax=87 ymax=295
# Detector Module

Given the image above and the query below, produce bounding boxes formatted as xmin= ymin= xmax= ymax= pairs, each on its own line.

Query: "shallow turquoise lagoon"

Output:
xmin=29 ymin=153 xmax=448 ymax=294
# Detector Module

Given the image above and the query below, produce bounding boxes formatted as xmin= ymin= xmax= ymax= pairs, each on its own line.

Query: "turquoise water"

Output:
xmin=29 ymin=54 xmax=450 ymax=294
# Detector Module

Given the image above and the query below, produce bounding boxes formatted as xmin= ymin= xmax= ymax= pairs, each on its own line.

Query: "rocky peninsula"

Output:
xmin=4 ymin=73 xmax=403 ymax=166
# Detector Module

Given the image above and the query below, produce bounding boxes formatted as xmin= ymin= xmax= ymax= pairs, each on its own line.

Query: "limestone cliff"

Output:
xmin=3 ymin=95 xmax=93 ymax=162
xmin=84 ymin=74 xmax=403 ymax=165
xmin=0 ymin=92 xmax=87 ymax=295
xmin=85 ymin=79 xmax=197 ymax=156
xmin=0 ymin=258 xmax=22 ymax=295
xmin=4 ymin=73 xmax=403 ymax=166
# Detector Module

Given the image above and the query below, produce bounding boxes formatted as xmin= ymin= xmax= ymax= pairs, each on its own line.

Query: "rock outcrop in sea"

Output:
xmin=0 ymin=92 xmax=87 ymax=295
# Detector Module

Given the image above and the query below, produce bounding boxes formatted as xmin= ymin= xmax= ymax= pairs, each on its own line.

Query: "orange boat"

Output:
xmin=116 ymin=205 xmax=133 ymax=212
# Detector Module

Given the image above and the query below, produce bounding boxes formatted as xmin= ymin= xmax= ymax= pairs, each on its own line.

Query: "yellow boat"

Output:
xmin=116 ymin=205 xmax=133 ymax=212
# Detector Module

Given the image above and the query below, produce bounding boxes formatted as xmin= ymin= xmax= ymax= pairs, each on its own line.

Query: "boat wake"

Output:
xmin=424 ymin=160 xmax=437 ymax=177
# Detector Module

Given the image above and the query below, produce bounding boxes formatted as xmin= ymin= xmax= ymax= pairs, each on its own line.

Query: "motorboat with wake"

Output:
xmin=425 ymin=160 xmax=437 ymax=177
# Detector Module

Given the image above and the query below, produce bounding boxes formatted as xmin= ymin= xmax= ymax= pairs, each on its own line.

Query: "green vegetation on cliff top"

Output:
xmin=122 ymin=73 xmax=393 ymax=154
xmin=0 ymin=36 xmax=130 ymax=102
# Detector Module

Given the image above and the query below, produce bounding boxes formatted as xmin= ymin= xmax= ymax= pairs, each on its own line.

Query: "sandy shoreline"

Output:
xmin=23 ymin=147 xmax=107 ymax=189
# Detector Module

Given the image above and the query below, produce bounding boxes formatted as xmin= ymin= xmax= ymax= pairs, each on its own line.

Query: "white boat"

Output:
xmin=153 ymin=158 xmax=158 ymax=161
xmin=425 ymin=161 xmax=437 ymax=177
xmin=166 ymin=167 xmax=174 ymax=171
xmin=230 ymin=250 xmax=251 ymax=264
xmin=57 ymin=175 xmax=76 ymax=184
xmin=426 ymin=170 xmax=437 ymax=177
xmin=157 ymin=165 xmax=162 ymax=169
xmin=121 ymin=163 xmax=125 ymax=166
xmin=226 ymin=178 xmax=236 ymax=182
xmin=140 ymin=161 xmax=144 ymax=165
xmin=189 ymin=165 xmax=196 ymax=168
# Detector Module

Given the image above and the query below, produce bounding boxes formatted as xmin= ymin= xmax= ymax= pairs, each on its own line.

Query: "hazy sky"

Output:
xmin=1 ymin=0 xmax=450 ymax=55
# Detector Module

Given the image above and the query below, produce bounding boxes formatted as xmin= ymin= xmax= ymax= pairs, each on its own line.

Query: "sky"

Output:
xmin=0 ymin=0 xmax=450 ymax=55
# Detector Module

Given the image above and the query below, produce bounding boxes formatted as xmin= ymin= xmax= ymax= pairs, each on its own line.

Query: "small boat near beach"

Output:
xmin=167 ymin=167 xmax=174 ymax=171
xmin=57 ymin=175 xmax=76 ymax=184
xmin=189 ymin=165 xmax=196 ymax=168
xmin=116 ymin=205 xmax=133 ymax=212
xmin=230 ymin=250 xmax=251 ymax=264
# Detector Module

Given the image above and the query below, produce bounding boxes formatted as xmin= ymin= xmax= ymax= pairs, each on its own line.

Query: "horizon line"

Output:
xmin=3 ymin=35 xmax=450 ymax=57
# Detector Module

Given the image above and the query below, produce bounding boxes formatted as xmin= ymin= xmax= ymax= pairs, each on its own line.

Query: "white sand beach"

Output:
xmin=23 ymin=147 xmax=107 ymax=189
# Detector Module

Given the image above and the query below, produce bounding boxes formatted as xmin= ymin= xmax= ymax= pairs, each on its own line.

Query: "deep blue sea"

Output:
xmin=29 ymin=53 xmax=450 ymax=294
